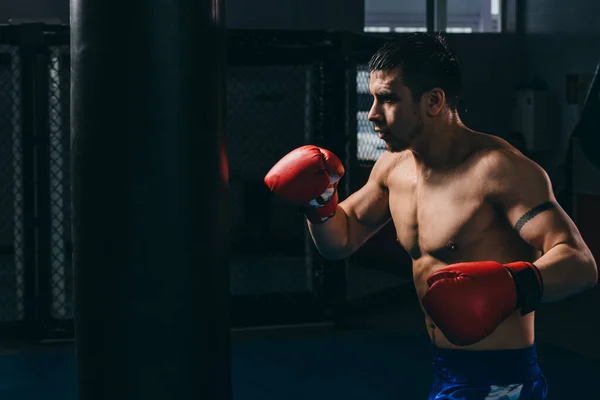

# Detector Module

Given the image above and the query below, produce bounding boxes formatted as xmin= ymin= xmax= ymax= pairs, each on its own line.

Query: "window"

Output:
xmin=447 ymin=0 xmax=502 ymax=33
xmin=364 ymin=0 xmax=503 ymax=34
xmin=492 ymin=0 xmax=500 ymax=15
xmin=364 ymin=0 xmax=427 ymax=33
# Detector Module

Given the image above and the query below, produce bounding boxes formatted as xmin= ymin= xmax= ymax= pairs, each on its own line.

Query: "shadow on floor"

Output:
xmin=0 ymin=330 xmax=598 ymax=399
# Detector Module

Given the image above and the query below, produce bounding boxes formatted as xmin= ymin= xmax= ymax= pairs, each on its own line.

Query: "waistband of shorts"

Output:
xmin=431 ymin=344 xmax=543 ymax=385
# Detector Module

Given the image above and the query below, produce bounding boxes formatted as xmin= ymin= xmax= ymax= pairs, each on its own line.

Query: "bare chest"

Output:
xmin=388 ymin=169 xmax=495 ymax=262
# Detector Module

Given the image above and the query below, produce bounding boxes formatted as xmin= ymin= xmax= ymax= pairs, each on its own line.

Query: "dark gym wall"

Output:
xmin=226 ymin=0 xmax=364 ymax=30
xmin=0 ymin=0 xmax=365 ymax=31
xmin=445 ymin=34 xmax=524 ymax=137
xmin=523 ymin=35 xmax=599 ymax=151
xmin=1 ymin=0 xmax=597 ymax=44
xmin=525 ymin=0 xmax=600 ymax=34
xmin=0 ymin=0 xmax=67 ymax=23
xmin=523 ymin=0 xmax=600 ymax=360
xmin=522 ymin=0 xmax=600 ymax=147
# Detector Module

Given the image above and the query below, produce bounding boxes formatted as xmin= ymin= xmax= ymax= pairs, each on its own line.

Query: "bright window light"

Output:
xmin=363 ymin=26 xmax=391 ymax=33
xmin=446 ymin=27 xmax=473 ymax=33
xmin=491 ymin=0 xmax=499 ymax=15
xmin=393 ymin=27 xmax=427 ymax=32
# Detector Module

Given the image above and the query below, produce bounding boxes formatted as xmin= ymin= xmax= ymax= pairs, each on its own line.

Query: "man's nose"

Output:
xmin=367 ymin=103 xmax=381 ymax=122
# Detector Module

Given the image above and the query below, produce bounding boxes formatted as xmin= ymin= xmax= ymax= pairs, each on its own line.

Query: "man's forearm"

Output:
xmin=534 ymin=243 xmax=597 ymax=303
xmin=307 ymin=207 xmax=351 ymax=260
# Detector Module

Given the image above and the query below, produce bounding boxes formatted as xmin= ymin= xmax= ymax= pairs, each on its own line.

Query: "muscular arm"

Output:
xmin=308 ymin=153 xmax=392 ymax=260
xmin=488 ymin=150 xmax=598 ymax=302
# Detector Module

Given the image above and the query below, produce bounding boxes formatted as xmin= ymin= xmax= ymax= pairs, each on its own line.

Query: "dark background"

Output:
xmin=0 ymin=1 xmax=599 ymax=398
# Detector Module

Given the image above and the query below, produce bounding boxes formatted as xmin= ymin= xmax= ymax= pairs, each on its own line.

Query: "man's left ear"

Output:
xmin=424 ymin=88 xmax=445 ymax=116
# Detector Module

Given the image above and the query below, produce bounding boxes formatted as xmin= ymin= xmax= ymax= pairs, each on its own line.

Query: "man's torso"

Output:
xmin=382 ymin=135 xmax=540 ymax=350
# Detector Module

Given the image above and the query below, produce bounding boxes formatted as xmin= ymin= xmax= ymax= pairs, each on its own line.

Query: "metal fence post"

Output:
xmin=311 ymin=31 xmax=352 ymax=314
xmin=17 ymin=23 xmax=49 ymax=339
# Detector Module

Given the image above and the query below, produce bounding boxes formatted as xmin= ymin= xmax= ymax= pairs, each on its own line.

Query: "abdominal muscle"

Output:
xmin=415 ymin=258 xmax=536 ymax=351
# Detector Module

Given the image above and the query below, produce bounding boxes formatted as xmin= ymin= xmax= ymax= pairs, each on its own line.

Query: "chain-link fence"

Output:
xmin=356 ymin=64 xmax=386 ymax=162
xmin=224 ymin=31 xmax=353 ymax=326
xmin=0 ymin=46 xmax=26 ymax=324
xmin=47 ymin=46 xmax=72 ymax=321
xmin=227 ymin=64 xmax=315 ymax=297
xmin=0 ymin=25 xmax=73 ymax=338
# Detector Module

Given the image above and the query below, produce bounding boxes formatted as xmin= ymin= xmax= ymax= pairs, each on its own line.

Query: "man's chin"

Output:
xmin=386 ymin=141 xmax=409 ymax=153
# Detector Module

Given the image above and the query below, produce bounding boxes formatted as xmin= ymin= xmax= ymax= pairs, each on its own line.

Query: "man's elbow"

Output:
xmin=313 ymin=234 xmax=357 ymax=261
xmin=580 ymin=250 xmax=598 ymax=290
xmin=586 ymin=259 xmax=598 ymax=289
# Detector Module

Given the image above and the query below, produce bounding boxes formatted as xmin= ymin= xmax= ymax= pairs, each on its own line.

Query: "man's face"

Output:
xmin=367 ymin=68 xmax=423 ymax=153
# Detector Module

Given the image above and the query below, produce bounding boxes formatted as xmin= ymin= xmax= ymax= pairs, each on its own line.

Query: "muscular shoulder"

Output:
xmin=371 ymin=150 xmax=411 ymax=188
xmin=476 ymin=147 xmax=553 ymax=203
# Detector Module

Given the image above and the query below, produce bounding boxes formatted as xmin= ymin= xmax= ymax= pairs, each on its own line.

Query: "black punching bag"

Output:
xmin=70 ymin=0 xmax=230 ymax=397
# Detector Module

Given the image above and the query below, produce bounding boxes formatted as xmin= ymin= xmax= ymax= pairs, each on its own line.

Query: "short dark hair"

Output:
xmin=368 ymin=32 xmax=462 ymax=111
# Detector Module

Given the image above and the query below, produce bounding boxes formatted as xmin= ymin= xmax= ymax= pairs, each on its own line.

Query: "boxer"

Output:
xmin=264 ymin=33 xmax=597 ymax=399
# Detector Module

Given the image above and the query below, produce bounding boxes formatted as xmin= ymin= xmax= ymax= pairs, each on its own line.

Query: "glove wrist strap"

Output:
xmin=505 ymin=261 xmax=544 ymax=315
xmin=305 ymin=189 xmax=338 ymax=224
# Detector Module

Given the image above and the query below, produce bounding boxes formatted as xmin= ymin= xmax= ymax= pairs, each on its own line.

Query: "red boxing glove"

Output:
xmin=421 ymin=261 xmax=543 ymax=346
xmin=264 ymin=145 xmax=344 ymax=223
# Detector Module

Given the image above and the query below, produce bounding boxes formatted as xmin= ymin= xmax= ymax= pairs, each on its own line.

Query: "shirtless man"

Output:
xmin=264 ymin=33 xmax=598 ymax=399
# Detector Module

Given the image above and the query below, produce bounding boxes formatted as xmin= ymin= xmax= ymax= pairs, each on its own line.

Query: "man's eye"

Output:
xmin=372 ymin=94 xmax=396 ymax=103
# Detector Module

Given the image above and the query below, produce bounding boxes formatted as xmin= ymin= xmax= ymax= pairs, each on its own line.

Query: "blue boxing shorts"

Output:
xmin=428 ymin=344 xmax=548 ymax=399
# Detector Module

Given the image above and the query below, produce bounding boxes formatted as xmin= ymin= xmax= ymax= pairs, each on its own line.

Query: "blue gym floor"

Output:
xmin=1 ymin=330 xmax=599 ymax=399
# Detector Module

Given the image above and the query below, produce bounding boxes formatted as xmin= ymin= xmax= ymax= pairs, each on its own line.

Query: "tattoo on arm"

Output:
xmin=514 ymin=201 xmax=555 ymax=233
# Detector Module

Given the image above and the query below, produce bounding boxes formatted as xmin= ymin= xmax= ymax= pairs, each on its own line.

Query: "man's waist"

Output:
xmin=431 ymin=344 xmax=543 ymax=385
